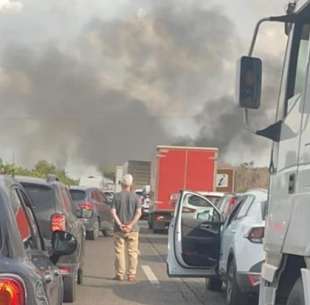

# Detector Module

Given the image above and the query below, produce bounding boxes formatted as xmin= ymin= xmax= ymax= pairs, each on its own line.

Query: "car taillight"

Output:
xmin=248 ymin=274 xmax=261 ymax=287
xmin=0 ymin=277 xmax=25 ymax=305
xmin=247 ymin=227 xmax=265 ymax=243
xmin=51 ymin=213 xmax=66 ymax=232
xmin=79 ymin=202 xmax=94 ymax=210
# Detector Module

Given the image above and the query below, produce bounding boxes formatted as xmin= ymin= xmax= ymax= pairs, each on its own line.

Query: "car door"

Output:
xmin=167 ymin=190 xmax=222 ymax=277
xmin=219 ymin=196 xmax=252 ymax=274
xmin=11 ymin=186 xmax=62 ymax=305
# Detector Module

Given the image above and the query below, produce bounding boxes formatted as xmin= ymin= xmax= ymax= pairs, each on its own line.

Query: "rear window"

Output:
xmin=22 ymin=184 xmax=55 ymax=212
xmin=70 ymin=190 xmax=86 ymax=202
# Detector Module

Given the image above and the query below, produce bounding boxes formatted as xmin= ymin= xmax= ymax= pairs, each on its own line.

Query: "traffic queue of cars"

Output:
xmin=167 ymin=189 xmax=267 ymax=305
xmin=0 ymin=174 xmax=113 ymax=305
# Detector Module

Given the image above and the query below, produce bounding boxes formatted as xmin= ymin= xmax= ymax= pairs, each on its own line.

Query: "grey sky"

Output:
xmin=0 ymin=0 xmax=292 ymax=173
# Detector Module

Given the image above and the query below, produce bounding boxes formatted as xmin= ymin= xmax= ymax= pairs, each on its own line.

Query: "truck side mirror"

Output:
xmin=237 ymin=56 xmax=262 ymax=109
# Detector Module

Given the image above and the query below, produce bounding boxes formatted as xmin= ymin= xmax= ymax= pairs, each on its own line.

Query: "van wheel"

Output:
xmin=63 ymin=275 xmax=77 ymax=303
xmin=226 ymin=259 xmax=247 ymax=305
xmin=287 ymin=278 xmax=305 ymax=305
xmin=207 ymin=277 xmax=223 ymax=291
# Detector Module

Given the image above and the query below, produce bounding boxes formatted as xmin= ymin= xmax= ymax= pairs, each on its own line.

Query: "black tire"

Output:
xmin=86 ymin=220 xmax=99 ymax=240
xmin=63 ymin=275 xmax=77 ymax=303
xmin=207 ymin=277 xmax=223 ymax=291
xmin=77 ymin=268 xmax=83 ymax=285
xmin=226 ymin=259 xmax=247 ymax=305
xmin=287 ymin=278 xmax=305 ymax=305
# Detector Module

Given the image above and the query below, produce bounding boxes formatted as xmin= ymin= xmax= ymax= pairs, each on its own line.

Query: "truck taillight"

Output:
xmin=0 ymin=277 xmax=25 ymax=305
xmin=51 ymin=213 xmax=66 ymax=232
xmin=247 ymin=227 xmax=264 ymax=243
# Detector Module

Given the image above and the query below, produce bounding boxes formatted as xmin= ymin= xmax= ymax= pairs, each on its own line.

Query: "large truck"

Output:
xmin=236 ymin=2 xmax=310 ymax=304
xmin=149 ymin=145 xmax=218 ymax=233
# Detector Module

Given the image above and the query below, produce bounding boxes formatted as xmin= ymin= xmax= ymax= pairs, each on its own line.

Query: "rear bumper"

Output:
xmin=236 ymin=272 xmax=261 ymax=294
xmin=236 ymin=261 xmax=263 ymax=294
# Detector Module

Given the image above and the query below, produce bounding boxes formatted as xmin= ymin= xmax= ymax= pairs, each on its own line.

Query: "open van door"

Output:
xmin=167 ymin=190 xmax=222 ymax=277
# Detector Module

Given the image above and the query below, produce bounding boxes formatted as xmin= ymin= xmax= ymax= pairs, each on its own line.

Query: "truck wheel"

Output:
xmin=207 ymin=277 xmax=223 ymax=291
xmin=63 ymin=275 xmax=77 ymax=303
xmin=226 ymin=259 xmax=247 ymax=305
xmin=287 ymin=278 xmax=305 ymax=305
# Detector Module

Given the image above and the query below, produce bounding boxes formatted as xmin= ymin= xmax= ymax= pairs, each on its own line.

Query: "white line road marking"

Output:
xmin=142 ymin=265 xmax=160 ymax=285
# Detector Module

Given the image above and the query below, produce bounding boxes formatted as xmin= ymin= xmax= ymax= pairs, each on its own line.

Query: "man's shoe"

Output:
xmin=128 ymin=275 xmax=136 ymax=282
xmin=113 ymin=275 xmax=124 ymax=281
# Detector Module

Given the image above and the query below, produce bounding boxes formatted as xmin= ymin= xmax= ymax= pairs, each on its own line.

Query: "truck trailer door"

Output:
xmin=167 ymin=190 xmax=221 ymax=277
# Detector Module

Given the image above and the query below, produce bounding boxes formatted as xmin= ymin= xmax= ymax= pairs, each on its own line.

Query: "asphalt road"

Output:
xmin=73 ymin=221 xmax=226 ymax=305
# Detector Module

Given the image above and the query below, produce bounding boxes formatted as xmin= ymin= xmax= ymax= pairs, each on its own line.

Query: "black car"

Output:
xmin=0 ymin=175 xmax=77 ymax=305
xmin=17 ymin=175 xmax=85 ymax=303
xmin=70 ymin=187 xmax=114 ymax=239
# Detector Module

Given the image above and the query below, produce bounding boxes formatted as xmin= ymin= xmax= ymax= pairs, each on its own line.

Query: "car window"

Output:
xmin=70 ymin=190 xmax=86 ymax=202
xmin=21 ymin=183 xmax=55 ymax=212
xmin=60 ymin=186 xmax=73 ymax=213
xmin=11 ymin=189 xmax=37 ymax=251
xmin=226 ymin=197 xmax=247 ymax=226
xmin=91 ymin=191 xmax=98 ymax=201
xmin=236 ymin=195 xmax=254 ymax=219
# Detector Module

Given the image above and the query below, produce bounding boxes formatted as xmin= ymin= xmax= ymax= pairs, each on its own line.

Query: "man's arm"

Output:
xmin=127 ymin=208 xmax=142 ymax=228
xmin=111 ymin=208 xmax=123 ymax=229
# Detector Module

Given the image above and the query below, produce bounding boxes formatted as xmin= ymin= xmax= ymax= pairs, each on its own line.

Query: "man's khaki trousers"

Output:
xmin=114 ymin=231 xmax=139 ymax=278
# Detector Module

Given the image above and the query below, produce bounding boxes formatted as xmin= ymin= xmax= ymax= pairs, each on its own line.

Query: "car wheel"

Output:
xmin=226 ymin=259 xmax=247 ymax=305
xmin=287 ymin=278 xmax=305 ymax=305
xmin=63 ymin=275 xmax=77 ymax=303
xmin=77 ymin=268 xmax=83 ymax=285
xmin=207 ymin=277 xmax=223 ymax=291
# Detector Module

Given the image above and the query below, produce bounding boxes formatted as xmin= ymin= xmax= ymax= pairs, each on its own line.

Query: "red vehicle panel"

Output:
xmin=153 ymin=146 xmax=218 ymax=212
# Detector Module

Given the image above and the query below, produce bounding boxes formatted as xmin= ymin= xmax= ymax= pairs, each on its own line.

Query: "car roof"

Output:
xmin=15 ymin=175 xmax=67 ymax=189
xmin=70 ymin=186 xmax=100 ymax=192
xmin=240 ymin=188 xmax=268 ymax=202
xmin=198 ymin=191 xmax=225 ymax=197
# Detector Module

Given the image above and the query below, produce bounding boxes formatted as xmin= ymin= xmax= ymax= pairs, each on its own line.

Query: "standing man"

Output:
xmin=111 ymin=174 xmax=142 ymax=282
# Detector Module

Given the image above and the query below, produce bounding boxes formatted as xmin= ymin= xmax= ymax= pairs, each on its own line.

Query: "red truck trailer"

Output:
xmin=148 ymin=145 xmax=218 ymax=233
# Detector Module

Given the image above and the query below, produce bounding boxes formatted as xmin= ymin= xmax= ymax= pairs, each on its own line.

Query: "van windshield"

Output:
xmin=70 ymin=190 xmax=86 ymax=202
xmin=22 ymin=184 xmax=55 ymax=212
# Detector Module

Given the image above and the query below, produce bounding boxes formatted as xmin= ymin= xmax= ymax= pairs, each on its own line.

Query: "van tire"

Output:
xmin=287 ymin=278 xmax=305 ymax=305
xmin=226 ymin=259 xmax=247 ymax=305
xmin=207 ymin=277 xmax=223 ymax=291
xmin=63 ymin=275 xmax=76 ymax=303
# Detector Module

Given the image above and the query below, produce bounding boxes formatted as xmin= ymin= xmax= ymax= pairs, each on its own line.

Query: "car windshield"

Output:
xmin=22 ymin=183 xmax=55 ymax=212
xmin=70 ymin=190 xmax=86 ymax=202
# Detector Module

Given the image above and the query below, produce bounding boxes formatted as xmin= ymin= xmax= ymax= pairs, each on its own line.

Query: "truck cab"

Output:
xmin=236 ymin=1 xmax=310 ymax=304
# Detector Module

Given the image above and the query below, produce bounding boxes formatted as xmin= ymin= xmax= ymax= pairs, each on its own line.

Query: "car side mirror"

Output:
xmin=237 ymin=56 xmax=262 ymax=109
xmin=50 ymin=231 xmax=77 ymax=264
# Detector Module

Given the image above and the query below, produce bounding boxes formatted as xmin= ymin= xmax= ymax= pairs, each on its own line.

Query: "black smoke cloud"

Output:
xmin=0 ymin=0 xmax=280 ymax=168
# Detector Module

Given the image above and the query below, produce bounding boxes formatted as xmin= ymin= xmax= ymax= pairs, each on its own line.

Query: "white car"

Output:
xmin=167 ymin=189 xmax=267 ymax=305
